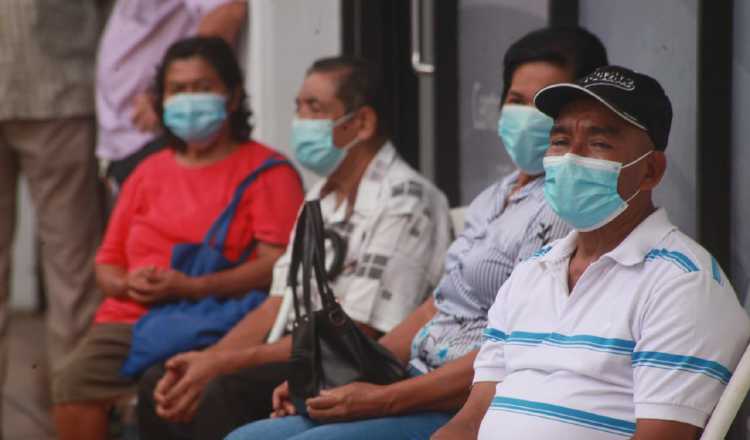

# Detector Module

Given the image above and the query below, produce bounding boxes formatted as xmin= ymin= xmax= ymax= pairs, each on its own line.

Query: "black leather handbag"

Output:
xmin=286 ymin=200 xmax=406 ymax=414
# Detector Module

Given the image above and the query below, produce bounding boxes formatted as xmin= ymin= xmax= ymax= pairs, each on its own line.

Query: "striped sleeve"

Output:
xmin=633 ymin=269 xmax=750 ymax=427
xmin=473 ymin=273 xmax=513 ymax=383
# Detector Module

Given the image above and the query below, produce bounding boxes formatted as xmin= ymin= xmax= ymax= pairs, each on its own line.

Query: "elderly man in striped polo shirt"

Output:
xmin=434 ymin=66 xmax=750 ymax=440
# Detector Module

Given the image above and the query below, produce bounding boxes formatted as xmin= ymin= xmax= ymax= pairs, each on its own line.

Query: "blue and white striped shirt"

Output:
xmin=409 ymin=171 xmax=569 ymax=373
xmin=475 ymin=208 xmax=750 ymax=439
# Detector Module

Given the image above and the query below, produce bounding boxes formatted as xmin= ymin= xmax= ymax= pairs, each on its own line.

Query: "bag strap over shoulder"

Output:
xmin=288 ymin=200 xmax=341 ymax=322
xmin=203 ymin=157 xmax=292 ymax=253
xmin=307 ymin=201 xmax=339 ymax=309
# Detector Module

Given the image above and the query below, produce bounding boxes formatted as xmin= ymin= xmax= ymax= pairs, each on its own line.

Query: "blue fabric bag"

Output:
xmin=120 ymin=158 xmax=291 ymax=377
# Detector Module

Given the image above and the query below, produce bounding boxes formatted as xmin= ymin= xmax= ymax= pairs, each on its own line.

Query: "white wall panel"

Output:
xmin=580 ymin=0 xmax=699 ymax=238
xmin=246 ymin=0 xmax=341 ymax=188
xmin=458 ymin=0 xmax=548 ymax=202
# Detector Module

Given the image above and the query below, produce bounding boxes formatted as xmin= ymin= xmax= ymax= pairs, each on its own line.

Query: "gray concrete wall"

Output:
xmin=580 ymin=0 xmax=699 ymax=238
xmin=458 ymin=0 xmax=548 ymax=203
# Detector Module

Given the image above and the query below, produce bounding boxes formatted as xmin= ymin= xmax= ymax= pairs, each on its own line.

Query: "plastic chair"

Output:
xmin=266 ymin=287 xmax=292 ymax=343
xmin=700 ymin=343 xmax=750 ymax=439
xmin=450 ymin=206 xmax=467 ymax=236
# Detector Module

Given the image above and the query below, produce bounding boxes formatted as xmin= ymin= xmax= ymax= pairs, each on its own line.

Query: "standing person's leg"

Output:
xmin=11 ymin=117 xmax=103 ymax=370
xmin=138 ymin=362 xmax=291 ymax=440
xmin=0 ymin=122 xmax=20 ymax=434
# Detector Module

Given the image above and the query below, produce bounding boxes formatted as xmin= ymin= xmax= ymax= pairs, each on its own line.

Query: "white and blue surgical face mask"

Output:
xmin=542 ymin=150 xmax=652 ymax=231
xmin=291 ymin=113 xmax=359 ymax=176
xmin=497 ymin=104 xmax=554 ymax=175
xmin=163 ymin=93 xmax=228 ymax=145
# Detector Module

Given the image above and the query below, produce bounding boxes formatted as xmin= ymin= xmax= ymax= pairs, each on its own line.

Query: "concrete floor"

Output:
xmin=3 ymin=313 xmax=55 ymax=440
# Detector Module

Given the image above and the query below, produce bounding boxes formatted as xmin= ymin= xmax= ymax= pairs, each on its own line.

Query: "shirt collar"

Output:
xmin=501 ymin=170 xmax=544 ymax=202
xmin=487 ymin=170 xmax=544 ymax=220
xmin=539 ymin=208 xmax=676 ymax=266
xmin=604 ymin=208 xmax=676 ymax=266
xmin=308 ymin=141 xmax=398 ymax=221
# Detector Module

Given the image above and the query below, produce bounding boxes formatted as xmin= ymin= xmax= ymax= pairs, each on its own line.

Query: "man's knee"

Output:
xmin=52 ymin=360 xmax=86 ymax=405
xmin=138 ymin=364 xmax=166 ymax=397
xmin=51 ymin=324 xmax=135 ymax=404
xmin=199 ymin=373 xmax=233 ymax=408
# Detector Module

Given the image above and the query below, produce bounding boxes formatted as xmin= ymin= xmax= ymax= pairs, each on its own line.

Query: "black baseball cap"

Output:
xmin=534 ymin=65 xmax=673 ymax=150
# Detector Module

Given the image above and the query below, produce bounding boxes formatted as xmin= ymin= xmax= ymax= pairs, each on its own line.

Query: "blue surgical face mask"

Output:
xmin=497 ymin=104 xmax=554 ymax=175
xmin=291 ymin=113 xmax=358 ymax=176
xmin=542 ymin=151 xmax=652 ymax=231
xmin=163 ymin=93 xmax=228 ymax=145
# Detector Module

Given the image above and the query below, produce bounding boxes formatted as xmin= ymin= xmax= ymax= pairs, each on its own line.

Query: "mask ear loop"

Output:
xmin=332 ymin=110 xmax=357 ymax=127
xmin=621 ymin=150 xmax=653 ymax=169
xmin=332 ymin=109 xmax=362 ymax=150
xmin=621 ymin=150 xmax=654 ymax=202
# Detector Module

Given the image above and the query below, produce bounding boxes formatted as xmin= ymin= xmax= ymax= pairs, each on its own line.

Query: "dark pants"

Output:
xmin=106 ymin=135 xmax=168 ymax=187
xmin=137 ymin=362 xmax=290 ymax=440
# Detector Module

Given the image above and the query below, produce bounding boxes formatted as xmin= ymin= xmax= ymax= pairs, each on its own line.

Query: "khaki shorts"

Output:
xmin=52 ymin=323 xmax=136 ymax=404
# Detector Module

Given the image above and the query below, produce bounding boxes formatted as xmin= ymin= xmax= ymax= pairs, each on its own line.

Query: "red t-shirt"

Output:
xmin=94 ymin=141 xmax=304 ymax=324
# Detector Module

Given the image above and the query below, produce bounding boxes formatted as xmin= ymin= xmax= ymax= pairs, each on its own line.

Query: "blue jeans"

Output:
xmin=225 ymin=412 xmax=453 ymax=440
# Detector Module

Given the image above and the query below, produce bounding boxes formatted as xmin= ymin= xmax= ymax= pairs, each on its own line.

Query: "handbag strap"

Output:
xmin=307 ymin=201 xmax=339 ymax=310
xmin=202 ymin=157 xmax=292 ymax=254
xmin=288 ymin=200 xmax=340 ymax=321
xmin=288 ymin=202 xmax=309 ymax=320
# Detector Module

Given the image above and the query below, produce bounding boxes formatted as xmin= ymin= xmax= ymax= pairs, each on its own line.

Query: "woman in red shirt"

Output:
xmin=52 ymin=36 xmax=304 ymax=440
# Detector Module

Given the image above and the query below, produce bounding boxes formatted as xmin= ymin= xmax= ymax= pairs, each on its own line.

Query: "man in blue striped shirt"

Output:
xmin=435 ymin=66 xmax=750 ymax=440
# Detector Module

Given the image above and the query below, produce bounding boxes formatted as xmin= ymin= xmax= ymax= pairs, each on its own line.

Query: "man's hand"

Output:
xmin=631 ymin=419 xmax=701 ymax=440
xmin=431 ymin=382 xmax=495 ymax=439
xmin=271 ymin=381 xmax=296 ymax=418
xmin=305 ymin=382 xmax=392 ymax=422
xmin=153 ymin=351 xmax=225 ymax=422
xmin=431 ymin=420 xmax=479 ymax=440
xmin=131 ymin=93 xmax=160 ymax=133
xmin=127 ymin=268 xmax=194 ymax=304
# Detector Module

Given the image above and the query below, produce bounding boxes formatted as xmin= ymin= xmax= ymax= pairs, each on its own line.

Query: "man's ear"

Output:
xmin=355 ymin=106 xmax=379 ymax=142
xmin=641 ymin=150 xmax=667 ymax=191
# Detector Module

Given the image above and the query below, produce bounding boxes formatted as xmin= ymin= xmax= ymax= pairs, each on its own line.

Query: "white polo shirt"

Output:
xmin=270 ymin=142 xmax=452 ymax=333
xmin=474 ymin=208 xmax=750 ymax=439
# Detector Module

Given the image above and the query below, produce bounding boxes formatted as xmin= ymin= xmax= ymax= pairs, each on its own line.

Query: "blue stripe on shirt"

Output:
xmin=631 ymin=351 xmax=732 ymax=384
xmin=504 ymin=331 xmax=635 ymax=355
xmin=490 ymin=397 xmax=635 ymax=437
xmin=529 ymin=245 xmax=552 ymax=259
xmin=483 ymin=328 xmax=507 ymax=342
xmin=644 ymin=249 xmax=699 ymax=273
xmin=711 ymin=256 xmax=722 ymax=285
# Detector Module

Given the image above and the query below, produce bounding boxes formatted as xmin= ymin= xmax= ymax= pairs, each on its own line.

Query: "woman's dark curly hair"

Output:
xmin=154 ymin=36 xmax=253 ymax=150
xmin=501 ymin=26 xmax=608 ymax=103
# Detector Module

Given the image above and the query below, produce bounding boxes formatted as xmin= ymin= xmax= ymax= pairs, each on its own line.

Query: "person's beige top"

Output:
xmin=0 ymin=0 xmax=108 ymax=120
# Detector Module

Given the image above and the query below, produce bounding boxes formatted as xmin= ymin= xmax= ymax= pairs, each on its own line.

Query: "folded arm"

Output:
xmin=631 ymin=419 xmax=700 ymax=440
xmin=125 ymin=242 xmax=284 ymax=304
xmin=305 ymin=349 xmax=478 ymax=422
xmin=431 ymin=381 xmax=496 ymax=439
xmin=197 ymin=1 xmax=247 ymax=45
xmin=184 ymin=241 xmax=284 ymax=298
xmin=378 ymin=297 xmax=438 ymax=364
